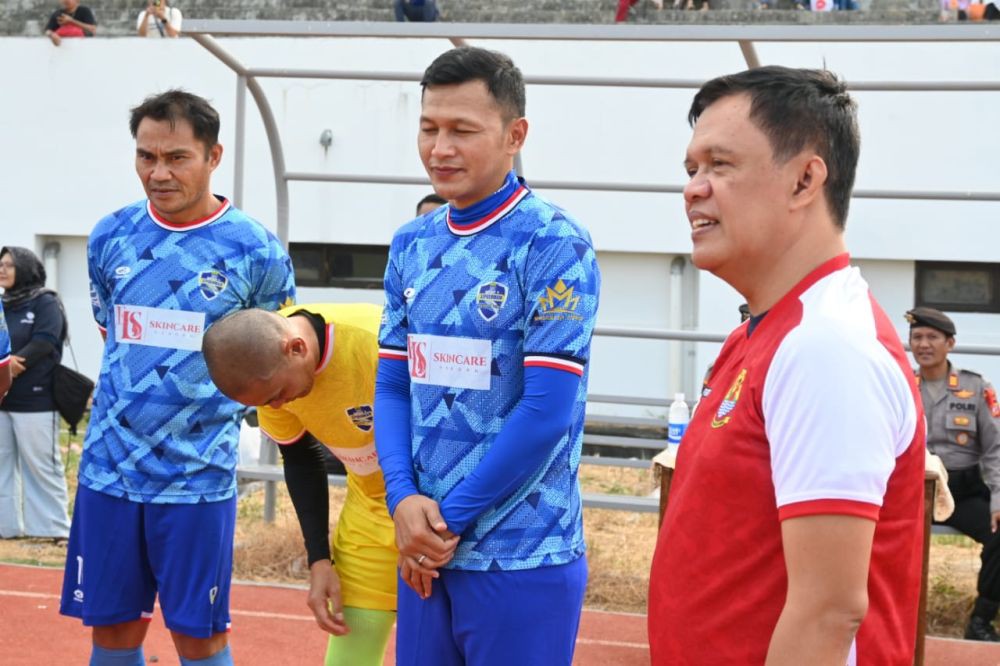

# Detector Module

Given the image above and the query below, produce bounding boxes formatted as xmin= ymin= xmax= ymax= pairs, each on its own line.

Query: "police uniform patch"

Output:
xmin=986 ymin=387 xmax=1000 ymax=419
xmin=954 ymin=415 xmax=970 ymax=427
xmin=712 ymin=368 xmax=747 ymax=429
xmin=476 ymin=282 xmax=508 ymax=322
xmin=346 ymin=405 xmax=373 ymax=432
xmin=198 ymin=270 xmax=229 ymax=300
xmin=955 ymin=389 xmax=975 ymax=399
xmin=957 ymin=432 xmax=970 ymax=445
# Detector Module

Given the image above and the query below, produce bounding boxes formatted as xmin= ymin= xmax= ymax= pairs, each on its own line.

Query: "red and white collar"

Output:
xmin=446 ymin=185 xmax=529 ymax=237
xmin=147 ymin=197 xmax=230 ymax=231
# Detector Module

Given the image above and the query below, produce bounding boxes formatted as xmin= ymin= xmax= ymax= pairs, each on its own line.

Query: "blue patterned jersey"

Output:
xmin=378 ymin=171 xmax=601 ymax=570
xmin=0 ymin=301 xmax=9 ymax=367
xmin=81 ymin=198 xmax=295 ymax=504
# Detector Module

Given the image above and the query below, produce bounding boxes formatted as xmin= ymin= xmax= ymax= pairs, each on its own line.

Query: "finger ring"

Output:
xmin=416 ymin=554 xmax=427 ymax=565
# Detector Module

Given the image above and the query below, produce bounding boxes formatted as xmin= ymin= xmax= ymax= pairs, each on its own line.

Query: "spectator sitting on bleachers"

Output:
xmin=137 ymin=0 xmax=182 ymax=38
xmin=44 ymin=0 xmax=97 ymax=47
xmin=395 ymin=0 xmax=438 ymax=22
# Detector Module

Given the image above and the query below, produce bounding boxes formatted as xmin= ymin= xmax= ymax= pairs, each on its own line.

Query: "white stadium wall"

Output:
xmin=3 ymin=35 xmax=1000 ymax=413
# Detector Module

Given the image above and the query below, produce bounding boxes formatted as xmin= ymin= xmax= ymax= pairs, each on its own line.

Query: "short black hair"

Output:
xmin=416 ymin=193 xmax=447 ymax=215
xmin=129 ymin=89 xmax=221 ymax=154
xmin=421 ymin=47 xmax=526 ymax=121
xmin=689 ymin=66 xmax=860 ymax=229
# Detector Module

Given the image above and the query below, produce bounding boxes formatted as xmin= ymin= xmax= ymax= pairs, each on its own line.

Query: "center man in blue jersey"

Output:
xmin=375 ymin=47 xmax=601 ymax=666
xmin=59 ymin=90 xmax=295 ymax=666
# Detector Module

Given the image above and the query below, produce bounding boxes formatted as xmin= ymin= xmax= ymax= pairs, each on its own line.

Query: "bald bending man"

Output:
xmin=203 ymin=303 xmax=401 ymax=666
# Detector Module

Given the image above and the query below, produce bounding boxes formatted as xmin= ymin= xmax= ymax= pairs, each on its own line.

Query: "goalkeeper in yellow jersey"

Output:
xmin=203 ymin=303 xmax=405 ymax=666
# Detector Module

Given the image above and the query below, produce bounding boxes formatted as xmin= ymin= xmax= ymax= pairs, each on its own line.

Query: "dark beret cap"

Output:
xmin=905 ymin=307 xmax=956 ymax=336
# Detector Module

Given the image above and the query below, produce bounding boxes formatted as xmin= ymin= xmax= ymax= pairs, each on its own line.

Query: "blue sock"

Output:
xmin=180 ymin=644 xmax=233 ymax=666
xmin=89 ymin=644 xmax=145 ymax=666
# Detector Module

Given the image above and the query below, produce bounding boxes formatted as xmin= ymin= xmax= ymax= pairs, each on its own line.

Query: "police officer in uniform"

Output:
xmin=907 ymin=306 xmax=1000 ymax=641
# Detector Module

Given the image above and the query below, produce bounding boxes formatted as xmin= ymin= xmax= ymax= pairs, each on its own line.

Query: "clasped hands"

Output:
xmin=393 ymin=495 xmax=459 ymax=600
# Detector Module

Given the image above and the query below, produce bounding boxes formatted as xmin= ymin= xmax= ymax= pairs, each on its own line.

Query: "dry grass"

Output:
xmin=0 ymin=443 xmax=981 ymax=637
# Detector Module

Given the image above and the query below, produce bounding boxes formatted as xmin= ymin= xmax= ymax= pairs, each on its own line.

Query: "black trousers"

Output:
xmin=937 ymin=467 xmax=1000 ymax=607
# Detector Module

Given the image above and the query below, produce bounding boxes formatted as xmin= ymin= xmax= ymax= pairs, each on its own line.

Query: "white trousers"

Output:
xmin=0 ymin=410 xmax=71 ymax=538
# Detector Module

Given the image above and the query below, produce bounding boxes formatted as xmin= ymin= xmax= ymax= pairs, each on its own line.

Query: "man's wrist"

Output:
xmin=388 ymin=491 xmax=420 ymax=517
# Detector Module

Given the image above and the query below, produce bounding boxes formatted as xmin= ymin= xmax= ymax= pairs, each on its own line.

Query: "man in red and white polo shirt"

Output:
xmin=648 ymin=67 xmax=925 ymax=665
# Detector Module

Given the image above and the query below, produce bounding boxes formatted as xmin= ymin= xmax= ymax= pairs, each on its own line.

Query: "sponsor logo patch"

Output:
xmin=711 ymin=368 xmax=747 ymax=429
xmin=114 ymin=304 xmax=206 ymax=351
xmin=475 ymin=282 xmax=508 ymax=322
xmin=346 ymin=405 xmax=374 ymax=432
xmin=198 ymin=269 xmax=229 ymax=301
xmin=407 ymin=333 xmax=491 ymax=390
xmin=535 ymin=279 xmax=582 ymax=322
xmin=114 ymin=265 xmax=132 ymax=278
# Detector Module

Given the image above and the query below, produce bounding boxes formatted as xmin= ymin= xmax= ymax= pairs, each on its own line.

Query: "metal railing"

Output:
xmin=184 ymin=20 xmax=1000 ymax=516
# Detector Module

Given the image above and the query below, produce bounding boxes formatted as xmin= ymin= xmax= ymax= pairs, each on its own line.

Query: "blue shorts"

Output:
xmin=59 ymin=485 xmax=236 ymax=638
xmin=396 ymin=556 xmax=587 ymax=666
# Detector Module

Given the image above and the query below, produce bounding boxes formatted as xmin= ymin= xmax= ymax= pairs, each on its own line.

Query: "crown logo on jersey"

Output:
xmin=535 ymin=279 xmax=582 ymax=322
xmin=198 ymin=270 xmax=229 ymax=301
xmin=711 ymin=368 xmax=747 ymax=429
xmin=476 ymin=282 xmax=508 ymax=322
xmin=346 ymin=405 xmax=374 ymax=432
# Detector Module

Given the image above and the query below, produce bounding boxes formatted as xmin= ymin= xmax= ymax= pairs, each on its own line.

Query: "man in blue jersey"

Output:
xmin=375 ymin=47 xmax=601 ymax=666
xmin=59 ymin=90 xmax=295 ymax=666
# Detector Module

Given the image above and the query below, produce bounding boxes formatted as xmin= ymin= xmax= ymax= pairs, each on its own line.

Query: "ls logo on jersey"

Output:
xmin=535 ymin=279 xmax=582 ymax=322
xmin=115 ymin=304 xmax=206 ymax=351
xmin=711 ymin=368 xmax=747 ymax=429
xmin=407 ymin=333 xmax=491 ymax=390
xmin=476 ymin=282 xmax=508 ymax=322
xmin=346 ymin=405 xmax=374 ymax=432
xmin=198 ymin=270 xmax=229 ymax=301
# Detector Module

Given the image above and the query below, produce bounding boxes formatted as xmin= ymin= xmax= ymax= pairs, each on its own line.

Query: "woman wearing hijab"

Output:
xmin=0 ymin=246 xmax=71 ymax=539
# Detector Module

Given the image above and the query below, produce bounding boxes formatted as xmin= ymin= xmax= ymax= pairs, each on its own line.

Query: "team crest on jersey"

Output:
xmin=535 ymin=279 xmax=582 ymax=322
xmin=476 ymin=282 xmax=508 ymax=322
xmin=711 ymin=368 xmax=747 ymax=429
xmin=346 ymin=405 xmax=374 ymax=432
xmin=198 ymin=270 xmax=229 ymax=300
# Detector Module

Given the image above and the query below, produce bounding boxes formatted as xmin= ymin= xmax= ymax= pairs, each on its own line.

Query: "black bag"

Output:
xmin=50 ymin=297 xmax=95 ymax=436
xmin=53 ymin=363 xmax=94 ymax=436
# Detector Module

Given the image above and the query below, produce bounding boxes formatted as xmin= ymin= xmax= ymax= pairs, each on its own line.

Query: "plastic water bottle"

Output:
xmin=667 ymin=393 xmax=690 ymax=452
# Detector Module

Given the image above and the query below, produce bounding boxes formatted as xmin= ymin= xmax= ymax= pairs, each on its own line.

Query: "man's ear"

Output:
xmin=288 ymin=336 xmax=309 ymax=359
xmin=946 ymin=336 xmax=957 ymax=353
xmin=506 ymin=117 xmax=528 ymax=156
xmin=208 ymin=143 xmax=223 ymax=170
xmin=789 ymin=154 xmax=828 ymax=210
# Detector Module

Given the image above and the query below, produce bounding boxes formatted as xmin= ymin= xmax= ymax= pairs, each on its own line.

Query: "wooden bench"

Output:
xmin=652 ymin=454 xmax=948 ymax=666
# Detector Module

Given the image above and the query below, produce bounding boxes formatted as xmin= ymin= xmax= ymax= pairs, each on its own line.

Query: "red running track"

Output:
xmin=1 ymin=563 xmax=997 ymax=665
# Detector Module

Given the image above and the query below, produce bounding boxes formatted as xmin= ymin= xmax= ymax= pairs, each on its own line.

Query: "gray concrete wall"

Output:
xmin=2 ymin=0 xmax=940 ymax=37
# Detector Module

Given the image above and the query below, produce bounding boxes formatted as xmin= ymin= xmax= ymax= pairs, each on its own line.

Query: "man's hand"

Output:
xmin=991 ymin=511 xmax=1000 ymax=533
xmin=153 ymin=5 xmax=168 ymax=20
xmin=47 ymin=31 xmax=62 ymax=46
xmin=10 ymin=356 xmax=26 ymax=378
xmin=393 ymin=495 xmax=459 ymax=561
xmin=56 ymin=13 xmax=72 ymax=26
xmin=399 ymin=553 xmax=438 ymax=600
xmin=306 ymin=560 xmax=349 ymax=636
